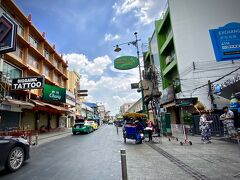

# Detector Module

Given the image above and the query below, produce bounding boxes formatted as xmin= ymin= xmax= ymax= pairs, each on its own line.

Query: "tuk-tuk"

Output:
xmin=122 ymin=113 xmax=147 ymax=144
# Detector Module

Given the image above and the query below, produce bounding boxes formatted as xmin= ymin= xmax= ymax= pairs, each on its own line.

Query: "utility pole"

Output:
xmin=208 ymin=80 xmax=214 ymax=109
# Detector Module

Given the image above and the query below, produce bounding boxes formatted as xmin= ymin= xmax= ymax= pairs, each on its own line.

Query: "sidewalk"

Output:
xmin=117 ymin=128 xmax=240 ymax=180
xmin=31 ymin=128 xmax=72 ymax=146
xmin=153 ymin=135 xmax=240 ymax=179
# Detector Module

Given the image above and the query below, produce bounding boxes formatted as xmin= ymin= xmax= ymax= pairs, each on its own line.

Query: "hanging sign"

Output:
xmin=114 ymin=56 xmax=139 ymax=70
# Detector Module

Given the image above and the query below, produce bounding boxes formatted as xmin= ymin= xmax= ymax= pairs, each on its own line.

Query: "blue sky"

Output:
xmin=15 ymin=0 xmax=167 ymax=114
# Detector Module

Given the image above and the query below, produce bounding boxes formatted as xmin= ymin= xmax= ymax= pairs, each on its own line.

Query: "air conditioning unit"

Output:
xmin=0 ymin=59 xmax=3 ymax=72
xmin=5 ymin=96 xmax=13 ymax=99
xmin=165 ymin=56 xmax=172 ymax=65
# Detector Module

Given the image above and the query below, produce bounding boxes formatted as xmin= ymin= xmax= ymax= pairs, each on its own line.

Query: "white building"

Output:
xmin=120 ymin=103 xmax=134 ymax=114
xmin=168 ymin=0 xmax=240 ymax=109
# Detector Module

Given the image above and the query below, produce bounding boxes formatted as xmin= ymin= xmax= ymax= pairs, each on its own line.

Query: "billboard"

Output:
xmin=43 ymin=84 xmax=66 ymax=103
xmin=209 ymin=22 xmax=240 ymax=61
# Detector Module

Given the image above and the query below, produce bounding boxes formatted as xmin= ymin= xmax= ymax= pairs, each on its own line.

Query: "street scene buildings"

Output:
xmin=0 ymin=0 xmax=240 ymax=180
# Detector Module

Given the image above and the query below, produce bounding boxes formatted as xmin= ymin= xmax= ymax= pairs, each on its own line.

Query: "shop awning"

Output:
xmin=4 ymin=98 xmax=35 ymax=109
xmin=31 ymin=100 xmax=70 ymax=113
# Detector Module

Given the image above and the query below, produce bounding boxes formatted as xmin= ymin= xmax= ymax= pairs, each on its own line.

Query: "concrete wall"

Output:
xmin=169 ymin=0 xmax=240 ymax=108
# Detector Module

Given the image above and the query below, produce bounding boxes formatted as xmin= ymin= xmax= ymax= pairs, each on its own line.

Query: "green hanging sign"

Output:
xmin=43 ymin=84 xmax=66 ymax=103
xmin=114 ymin=56 xmax=139 ymax=70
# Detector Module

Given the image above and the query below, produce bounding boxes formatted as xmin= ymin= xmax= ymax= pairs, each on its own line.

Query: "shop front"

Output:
xmin=0 ymin=98 xmax=34 ymax=131
xmin=31 ymin=100 xmax=70 ymax=131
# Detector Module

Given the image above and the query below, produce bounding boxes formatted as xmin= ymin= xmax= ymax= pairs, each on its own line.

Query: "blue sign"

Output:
xmin=209 ymin=22 xmax=240 ymax=61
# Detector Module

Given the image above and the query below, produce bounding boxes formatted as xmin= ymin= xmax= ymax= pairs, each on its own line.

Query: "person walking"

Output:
xmin=199 ymin=113 xmax=213 ymax=144
xmin=220 ymin=106 xmax=237 ymax=138
xmin=146 ymin=120 xmax=154 ymax=142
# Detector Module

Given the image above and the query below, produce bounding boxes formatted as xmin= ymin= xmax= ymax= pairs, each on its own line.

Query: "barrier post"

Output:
xmin=120 ymin=149 xmax=128 ymax=180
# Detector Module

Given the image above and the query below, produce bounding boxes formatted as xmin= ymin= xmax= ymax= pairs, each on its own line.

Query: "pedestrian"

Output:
xmin=199 ymin=112 xmax=213 ymax=144
xmin=146 ymin=120 xmax=154 ymax=142
xmin=220 ymin=106 xmax=237 ymax=138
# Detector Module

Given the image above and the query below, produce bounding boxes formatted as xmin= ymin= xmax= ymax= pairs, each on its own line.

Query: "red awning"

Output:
xmin=31 ymin=100 xmax=70 ymax=113
xmin=4 ymin=98 xmax=35 ymax=109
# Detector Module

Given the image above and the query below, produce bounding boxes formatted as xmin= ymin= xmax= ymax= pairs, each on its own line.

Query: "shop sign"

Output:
xmin=114 ymin=56 xmax=139 ymax=70
xmin=209 ymin=22 xmax=240 ymax=61
xmin=213 ymin=73 xmax=240 ymax=94
xmin=131 ymin=83 xmax=139 ymax=89
xmin=43 ymin=84 xmax=66 ymax=103
xmin=175 ymin=98 xmax=198 ymax=107
xmin=0 ymin=13 xmax=17 ymax=54
xmin=66 ymin=90 xmax=75 ymax=106
xmin=12 ymin=76 xmax=45 ymax=90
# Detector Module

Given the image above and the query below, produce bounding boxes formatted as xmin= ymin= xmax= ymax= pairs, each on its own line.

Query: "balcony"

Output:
xmin=160 ymin=30 xmax=173 ymax=55
xmin=163 ymin=58 xmax=177 ymax=76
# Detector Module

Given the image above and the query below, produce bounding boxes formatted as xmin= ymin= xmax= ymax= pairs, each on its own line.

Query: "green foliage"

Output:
xmin=183 ymin=111 xmax=192 ymax=125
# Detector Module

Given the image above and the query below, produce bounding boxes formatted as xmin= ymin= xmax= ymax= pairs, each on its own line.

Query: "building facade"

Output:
xmin=0 ymin=0 xmax=69 ymax=131
xmin=127 ymin=99 xmax=142 ymax=114
xmin=120 ymin=103 xmax=134 ymax=114
xmin=144 ymin=0 xmax=240 ymax=126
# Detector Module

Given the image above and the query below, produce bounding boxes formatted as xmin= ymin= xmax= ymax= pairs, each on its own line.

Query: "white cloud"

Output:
xmin=63 ymin=53 xmax=112 ymax=76
xmin=104 ymin=33 xmax=120 ymax=41
xmin=112 ymin=0 xmax=167 ymax=26
xmin=64 ymin=53 xmax=142 ymax=115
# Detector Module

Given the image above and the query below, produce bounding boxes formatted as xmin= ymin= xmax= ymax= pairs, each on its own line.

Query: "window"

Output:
xmin=58 ymin=78 xmax=62 ymax=86
xmin=16 ymin=22 xmax=24 ymax=37
xmin=28 ymin=54 xmax=39 ymax=69
xmin=29 ymin=35 xmax=39 ymax=49
xmin=44 ymin=49 xmax=50 ymax=60
xmin=2 ymin=61 xmax=22 ymax=83
xmin=43 ymin=65 xmax=50 ymax=77
xmin=18 ymin=25 xmax=24 ymax=37
xmin=53 ymin=59 xmax=59 ymax=67
xmin=53 ymin=73 xmax=59 ymax=83
xmin=12 ymin=45 xmax=23 ymax=60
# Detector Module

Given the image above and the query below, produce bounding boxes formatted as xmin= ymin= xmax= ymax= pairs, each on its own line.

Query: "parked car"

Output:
xmin=72 ymin=122 xmax=93 ymax=135
xmin=0 ymin=136 xmax=30 ymax=172
xmin=86 ymin=121 xmax=98 ymax=130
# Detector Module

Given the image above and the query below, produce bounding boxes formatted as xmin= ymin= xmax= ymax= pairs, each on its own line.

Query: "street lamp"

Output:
xmin=114 ymin=32 xmax=146 ymax=113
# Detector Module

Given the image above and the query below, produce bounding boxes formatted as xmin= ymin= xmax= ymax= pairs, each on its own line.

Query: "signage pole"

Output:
xmin=134 ymin=32 xmax=145 ymax=113
xmin=208 ymin=80 xmax=214 ymax=109
xmin=28 ymin=89 xmax=31 ymax=101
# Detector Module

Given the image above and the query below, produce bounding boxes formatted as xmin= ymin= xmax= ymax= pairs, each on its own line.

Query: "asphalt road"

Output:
xmin=0 ymin=125 xmax=122 ymax=180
